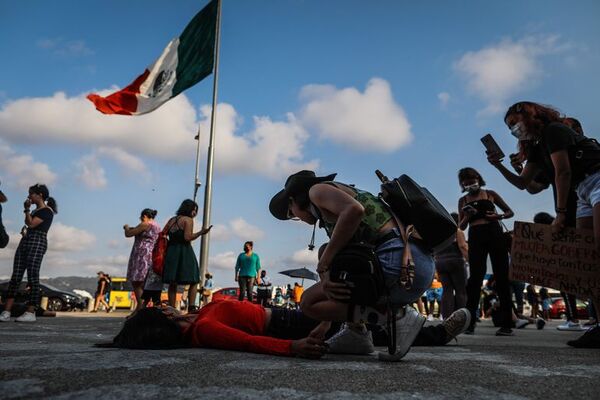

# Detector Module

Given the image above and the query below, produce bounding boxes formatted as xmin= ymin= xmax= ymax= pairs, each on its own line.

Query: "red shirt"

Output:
xmin=183 ymin=300 xmax=293 ymax=356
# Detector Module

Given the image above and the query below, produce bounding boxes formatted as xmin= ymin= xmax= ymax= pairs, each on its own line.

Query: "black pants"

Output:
xmin=268 ymin=308 xmax=448 ymax=346
xmin=561 ymin=292 xmax=579 ymax=321
xmin=7 ymin=231 xmax=48 ymax=307
xmin=238 ymin=276 xmax=255 ymax=302
xmin=257 ymin=289 xmax=271 ymax=307
xmin=466 ymin=223 xmax=512 ymax=330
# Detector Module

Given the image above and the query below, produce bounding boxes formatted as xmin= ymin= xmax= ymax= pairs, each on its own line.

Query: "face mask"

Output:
xmin=510 ymin=122 xmax=528 ymax=140
xmin=464 ymin=183 xmax=480 ymax=193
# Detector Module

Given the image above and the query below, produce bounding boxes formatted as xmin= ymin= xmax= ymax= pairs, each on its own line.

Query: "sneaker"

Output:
xmin=583 ymin=319 xmax=597 ymax=327
xmin=378 ymin=306 xmax=426 ymax=362
xmin=515 ymin=319 xmax=529 ymax=329
xmin=427 ymin=314 xmax=434 ymax=322
xmin=567 ymin=326 xmax=600 ymax=348
xmin=326 ymin=323 xmax=375 ymax=355
xmin=15 ymin=312 xmax=36 ymax=322
xmin=0 ymin=311 xmax=10 ymax=322
xmin=536 ymin=318 xmax=546 ymax=330
xmin=495 ymin=327 xmax=514 ymax=336
xmin=442 ymin=308 xmax=471 ymax=340
xmin=557 ymin=321 xmax=586 ymax=331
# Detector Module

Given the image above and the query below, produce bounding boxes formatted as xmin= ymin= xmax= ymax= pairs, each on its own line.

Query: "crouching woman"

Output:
xmin=268 ymin=170 xmax=435 ymax=360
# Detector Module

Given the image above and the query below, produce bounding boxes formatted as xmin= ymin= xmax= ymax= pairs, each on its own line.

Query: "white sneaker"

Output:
xmin=326 ymin=323 xmax=375 ymax=355
xmin=427 ymin=314 xmax=434 ymax=321
xmin=0 ymin=311 xmax=10 ymax=322
xmin=557 ymin=321 xmax=586 ymax=331
xmin=15 ymin=311 xmax=36 ymax=322
xmin=378 ymin=306 xmax=426 ymax=362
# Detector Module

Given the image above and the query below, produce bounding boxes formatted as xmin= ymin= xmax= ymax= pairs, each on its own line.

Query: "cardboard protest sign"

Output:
xmin=510 ymin=221 xmax=600 ymax=303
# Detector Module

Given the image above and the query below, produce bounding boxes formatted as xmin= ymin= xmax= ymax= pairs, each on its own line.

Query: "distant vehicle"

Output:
xmin=0 ymin=281 xmax=85 ymax=311
xmin=211 ymin=287 xmax=257 ymax=303
xmin=108 ymin=277 xmax=135 ymax=310
xmin=548 ymin=297 xmax=589 ymax=320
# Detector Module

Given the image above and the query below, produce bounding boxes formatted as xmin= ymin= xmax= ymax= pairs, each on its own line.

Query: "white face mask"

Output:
xmin=464 ymin=183 xmax=480 ymax=193
xmin=510 ymin=122 xmax=529 ymax=140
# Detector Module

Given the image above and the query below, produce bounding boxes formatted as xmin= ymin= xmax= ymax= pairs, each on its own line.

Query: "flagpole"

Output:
xmin=198 ymin=0 xmax=222 ymax=283
xmin=193 ymin=125 xmax=202 ymax=203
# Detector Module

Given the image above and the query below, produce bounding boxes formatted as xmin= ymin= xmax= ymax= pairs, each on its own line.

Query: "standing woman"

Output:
xmin=457 ymin=168 xmax=515 ymax=336
xmin=162 ymin=199 xmax=212 ymax=312
xmin=434 ymin=212 xmax=468 ymax=320
xmin=0 ymin=184 xmax=57 ymax=323
xmin=124 ymin=208 xmax=161 ymax=315
xmin=488 ymin=101 xmax=600 ymax=347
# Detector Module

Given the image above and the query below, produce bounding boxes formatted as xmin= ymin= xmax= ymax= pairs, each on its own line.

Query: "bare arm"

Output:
xmin=124 ymin=222 xmax=150 ymax=237
xmin=310 ymin=184 xmax=365 ymax=273
xmin=458 ymin=197 xmax=470 ymax=231
xmin=456 ymin=229 xmax=469 ymax=260
xmin=183 ymin=217 xmax=213 ymax=242
xmin=550 ymin=150 xmax=572 ymax=212
xmin=488 ymin=150 xmax=539 ymax=190
xmin=487 ymin=190 xmax=514 ymax=220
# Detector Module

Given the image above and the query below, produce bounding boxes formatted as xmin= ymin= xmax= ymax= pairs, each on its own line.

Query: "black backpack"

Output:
xmin=329 ymin=242 xmax=385 ymax=307
xmin=376 ymin=171 xmax=456 ymax=252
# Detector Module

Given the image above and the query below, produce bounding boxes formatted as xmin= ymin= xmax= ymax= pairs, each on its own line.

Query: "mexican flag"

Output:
xmin=88 ymin=0 xmax=218 ymax=115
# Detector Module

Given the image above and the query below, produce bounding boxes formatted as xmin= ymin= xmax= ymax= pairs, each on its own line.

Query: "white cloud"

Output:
xmin=209 ymin=251 xmax=237 ymax=271
xmin=289 ymin=248 xmax=318 ymax=267
xmin=0 ymin=92 xmax=317 ymax=179
xmin=48 ymin=223 xmax=96 ymax=252
xmin=36 ymin=37 xmax=94 ymax=56
xmin=454 ymin=35 xmax=568 ymax=115
xmin=97 ymin=147 xmax=149 ymax=177
xmin=209 ymin=224 xmax=231 ymax=241
xmin=438 ymin=92 xmax=450 ymax=109
xmin=230 ymin=218 xmax=265 ymax=241
xmin=75 ymin=154 xmax=107 ymax=190
xmin=0 ymin=141 xmax=57 ymax=189
xmin=300 ymin=78 xmax=413 ymax=152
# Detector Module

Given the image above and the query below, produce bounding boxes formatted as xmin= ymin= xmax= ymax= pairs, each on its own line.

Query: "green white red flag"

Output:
xmin=87 ymin=0 xmax=217 ymax=115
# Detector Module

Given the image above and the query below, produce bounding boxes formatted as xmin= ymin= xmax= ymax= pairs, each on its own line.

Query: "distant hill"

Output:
xmin=40 ymin=276 xmax=98 ymax=296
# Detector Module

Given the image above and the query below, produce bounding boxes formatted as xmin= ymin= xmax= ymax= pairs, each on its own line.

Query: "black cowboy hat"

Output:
xmin=269 ymin=170 xmax=337 ymax=220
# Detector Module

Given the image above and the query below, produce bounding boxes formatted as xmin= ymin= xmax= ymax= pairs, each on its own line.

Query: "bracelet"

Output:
xmin=555 ymin=207 xmax=568 ymax=214
xmin=23 ymin=209 xmax=30 ymax=213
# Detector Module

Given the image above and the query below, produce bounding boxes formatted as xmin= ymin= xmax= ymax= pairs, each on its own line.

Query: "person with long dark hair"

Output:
xmin=487 ymin=101 xmax=600 ymax=347
xmin=124 ymin=208 xmax=161 ymax=315
xmin=0 ymin=184 xmax=57 ymax=323
xmin=457 ymin=168 xmax=515 ymax=336
xmin=162 ymin=199 xmax=212 ymax=311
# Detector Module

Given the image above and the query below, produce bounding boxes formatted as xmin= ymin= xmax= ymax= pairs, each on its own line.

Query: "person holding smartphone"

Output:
xmin=457 ymin=168 xmax=515 ymax=336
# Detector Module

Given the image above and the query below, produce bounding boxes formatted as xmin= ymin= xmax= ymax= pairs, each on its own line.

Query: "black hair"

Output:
xmin=141 ymin=208 xmax=158 ymax=219
xmin=176 ymin=199 xmax=198 ymax=217
xmin=458 ymin=168 xmax=486 ymax=189
xmin=29 ymin=183 xmax=58 ymax=214
xmin=96 ymin=308 xmax=184 ymax=349
xmin=450 ymin=212 xmax=459 ymax=224
xmin=563 ymin=117 xmax=584 ymax=135
xmin=244 ymin=241 xmax=253 ymax=248
xmin=533 ymin=212 xmax=554 ymax=225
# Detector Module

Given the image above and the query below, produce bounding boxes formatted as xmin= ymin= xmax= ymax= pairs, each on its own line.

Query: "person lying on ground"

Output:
xmin=97 ymin=299 xmax=472 ymax=358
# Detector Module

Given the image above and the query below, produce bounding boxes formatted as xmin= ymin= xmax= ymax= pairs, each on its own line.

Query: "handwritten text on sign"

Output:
xmin=510 ymin=221 xmax=600 ymax=302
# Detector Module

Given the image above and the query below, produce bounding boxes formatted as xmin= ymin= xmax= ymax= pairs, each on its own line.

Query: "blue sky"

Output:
xmin=1 ymin=0 xmax=599 ymax=287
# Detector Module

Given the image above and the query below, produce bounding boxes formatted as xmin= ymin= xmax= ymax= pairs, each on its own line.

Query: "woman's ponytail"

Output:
xmin=46 ymin=197 xmax=58 ymax=214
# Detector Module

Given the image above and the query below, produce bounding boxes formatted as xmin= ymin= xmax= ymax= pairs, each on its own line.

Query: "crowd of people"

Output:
xmin=1 ymin=100 xmax=599 ymax=357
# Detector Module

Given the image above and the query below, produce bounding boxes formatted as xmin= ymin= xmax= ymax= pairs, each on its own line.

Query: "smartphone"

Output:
xmin=481 ymin=133 xmax=505 ymax=159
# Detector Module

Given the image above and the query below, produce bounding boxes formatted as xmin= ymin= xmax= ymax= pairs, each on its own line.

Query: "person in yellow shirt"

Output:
xmin=293 ymin=282 xmax=304 ymax=307
xmin=426 ymin=273 xmax=443 ymax=321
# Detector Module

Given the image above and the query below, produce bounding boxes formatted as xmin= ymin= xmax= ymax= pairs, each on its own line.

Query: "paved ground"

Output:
xmin=0 ymin=311 xmax=598 ymax=400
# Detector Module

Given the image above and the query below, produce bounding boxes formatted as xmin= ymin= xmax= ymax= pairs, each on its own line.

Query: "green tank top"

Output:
xmin=316 ymin=182 xmax=393 ymax=244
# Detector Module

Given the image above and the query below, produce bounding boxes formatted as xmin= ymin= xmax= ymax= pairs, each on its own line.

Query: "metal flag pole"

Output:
xmin=193 ymin=125 xmax=202 ymax=203
xmin=198 ymin=0 xmax=222 ymax=282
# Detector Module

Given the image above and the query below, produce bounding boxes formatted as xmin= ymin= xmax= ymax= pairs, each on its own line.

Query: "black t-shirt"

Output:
xmin=527 ymin=122 xmax=600 ymax=184
xmin=30 ymin=207 xmax=54 ymax=233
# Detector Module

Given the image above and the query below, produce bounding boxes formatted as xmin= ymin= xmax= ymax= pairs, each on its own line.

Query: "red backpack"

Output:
xmin=152 ymin=223 xmax=171 ymax=275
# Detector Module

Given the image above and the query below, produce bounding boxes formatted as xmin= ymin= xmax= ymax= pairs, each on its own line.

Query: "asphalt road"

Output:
xmin=0 ymin=311 xmax=598 ymax=400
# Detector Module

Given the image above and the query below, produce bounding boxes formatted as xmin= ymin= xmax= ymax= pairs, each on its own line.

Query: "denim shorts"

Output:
xmin=576 ymin=171 xmax=600 ymax=218
xmin=426 ymin=288 xmax=443 ymax=302
xmin=375 ymin=233 xmax=435 ymax=307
